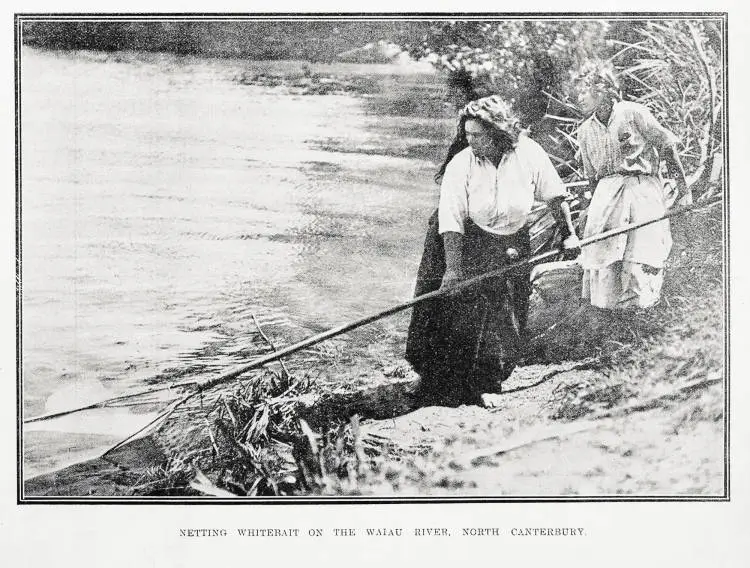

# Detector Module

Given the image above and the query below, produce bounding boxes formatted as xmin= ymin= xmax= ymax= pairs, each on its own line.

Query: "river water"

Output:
xmin=20 ymin=48 xmax=452 ymax=476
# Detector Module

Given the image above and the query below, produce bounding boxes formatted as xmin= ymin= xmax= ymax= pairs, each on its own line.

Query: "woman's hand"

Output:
xmin=547 ymin=197 xmax=579 ymax=252
xmin=563 ymin=234 xmax=581 ymax=251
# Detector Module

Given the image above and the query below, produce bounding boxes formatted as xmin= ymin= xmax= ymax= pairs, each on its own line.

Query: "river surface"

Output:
xmin=20 ymin=48 xmax=452 ymax=477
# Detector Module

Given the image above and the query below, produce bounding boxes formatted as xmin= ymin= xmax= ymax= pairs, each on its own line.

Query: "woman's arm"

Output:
xmin=524 ymin=137 xmax=582 ymax=250
xmin=547 ymin=197 xmax=581 ymax=250
xmin=437 ymin=150 xmax=470 ymax=290
xmin=441 ymin=231 xmax=464 ymax=290
xmin=547 ymin=197 xmax=575 ymax=238
xmin=633 ymin=103 xmax=688 ymax=202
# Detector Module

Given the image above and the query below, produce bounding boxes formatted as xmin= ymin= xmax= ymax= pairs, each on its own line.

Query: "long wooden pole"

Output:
xmin=23 ymin=195 xmax=722 ymax=423
xmin=184 ymin=194 xmax=724 ymax=392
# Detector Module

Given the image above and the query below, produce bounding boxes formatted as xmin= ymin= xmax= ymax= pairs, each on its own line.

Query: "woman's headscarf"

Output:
xmin=458 ymin=95 xmax=522 ymax=145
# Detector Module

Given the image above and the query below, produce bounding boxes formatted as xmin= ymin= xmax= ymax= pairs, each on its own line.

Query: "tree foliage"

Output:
xmin=398 ymin=21 xmax=606 ymax=124
xmin=21 ymin=21 xmax=410 ymax=62
xmin=22 ymin=21 xmax=202 ymax=54
xmin=395 ymin=19 xmax=724 ymax=196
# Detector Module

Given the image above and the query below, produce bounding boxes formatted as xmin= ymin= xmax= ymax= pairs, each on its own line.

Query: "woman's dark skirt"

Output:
xmin=405 ymin=210 xmax=531 ymax=406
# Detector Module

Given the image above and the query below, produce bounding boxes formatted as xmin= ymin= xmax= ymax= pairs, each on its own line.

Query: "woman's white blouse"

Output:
xmin=438 ymin=135 xmax=568 ymax=236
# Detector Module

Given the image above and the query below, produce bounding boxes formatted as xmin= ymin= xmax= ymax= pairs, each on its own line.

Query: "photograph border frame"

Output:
xmin=14 ymin=10 xmax=731 ymax=505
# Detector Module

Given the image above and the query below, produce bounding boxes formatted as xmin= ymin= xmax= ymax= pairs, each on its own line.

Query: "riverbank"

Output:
xmin=24 ymin=204 xmax=725 ymax=498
